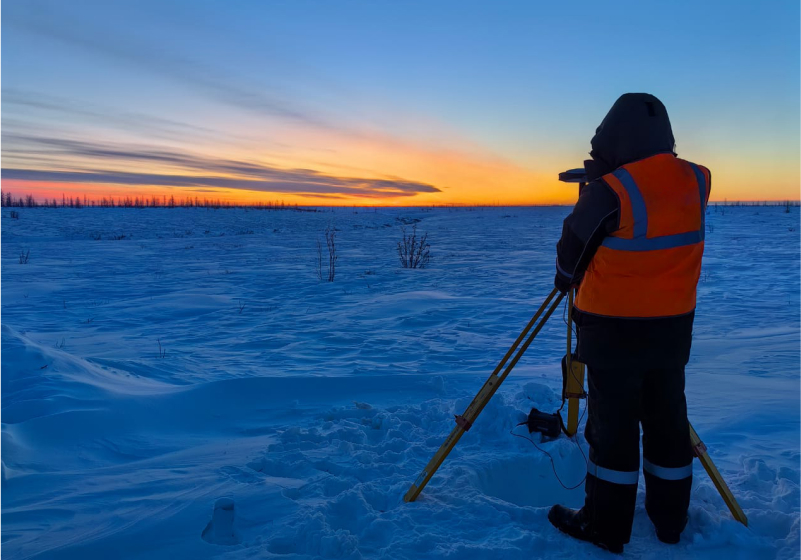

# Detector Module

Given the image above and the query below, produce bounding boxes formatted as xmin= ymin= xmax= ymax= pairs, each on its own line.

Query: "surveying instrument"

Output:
xmin=403 ymin=168 xmax=748 ymax=528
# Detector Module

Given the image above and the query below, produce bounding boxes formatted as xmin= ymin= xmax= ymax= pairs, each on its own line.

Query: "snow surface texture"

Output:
xmin=2 ymin=206 xmax=799 ymax=559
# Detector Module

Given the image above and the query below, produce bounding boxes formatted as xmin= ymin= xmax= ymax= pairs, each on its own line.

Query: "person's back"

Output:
xmin=549 ymin=93 xmax=710 ymax=553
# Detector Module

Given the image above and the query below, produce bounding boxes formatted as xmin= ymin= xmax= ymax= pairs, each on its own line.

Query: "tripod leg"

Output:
xmin=404 ymin=290 xmax=564 ymax=503
xmin=490 ymin=288 xmax=559 ymax=377
xmin=689 ymin=423 xmax=748 ymax=526
xmin=563 ymin=288 xmax=586 ymax=437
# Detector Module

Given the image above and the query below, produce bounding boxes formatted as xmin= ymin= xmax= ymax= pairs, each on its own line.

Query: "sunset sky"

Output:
xmin=2 ymin=0 xmax=799 ymax=206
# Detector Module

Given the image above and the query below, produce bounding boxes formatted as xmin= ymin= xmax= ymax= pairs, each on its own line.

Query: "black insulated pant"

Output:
xmin=582 ymin=364 xmax=694 ymax=545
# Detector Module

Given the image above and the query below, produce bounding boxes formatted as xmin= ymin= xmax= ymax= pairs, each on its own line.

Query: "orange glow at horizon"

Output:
xmin=5 ymin=178 xmax=799 ymax=207
xmin=3 ymin=121 xmax=799 ymax=206
xmin=7 ymin=182 xmax=798 ymax=207
xmin=1 ymin=123 xmax=576 ymax=205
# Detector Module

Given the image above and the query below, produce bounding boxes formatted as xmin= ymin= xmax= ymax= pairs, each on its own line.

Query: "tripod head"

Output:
xmin=559 ymin=168 xmax=587 ymax=192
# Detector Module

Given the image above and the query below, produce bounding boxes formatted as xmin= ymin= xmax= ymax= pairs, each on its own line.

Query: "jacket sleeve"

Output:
xmin=555 ymin=180 xmax=620 ymax=287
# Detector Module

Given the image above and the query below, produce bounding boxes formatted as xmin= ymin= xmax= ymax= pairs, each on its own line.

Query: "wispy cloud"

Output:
xmin=1 ymin=89 xmax=264 ymax=147
xmin=1 ymin=134 xmax=439 ymax=198
xmin=1 ymin=168 xmax=438 ymax=198
xmin=3 ymin=134 xmax=440 ymax=196
xmin=4 ymin=3 xmax=339 ymax=133
xmin=3 ymin=2 xmax=544 ymax=204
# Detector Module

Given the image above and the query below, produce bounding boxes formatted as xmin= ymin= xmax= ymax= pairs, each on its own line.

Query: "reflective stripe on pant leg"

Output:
xmin=641 ymin=366 xmax=693 ymax=535
xmin=587 ymin=459 xmax=639 ymax=485
xmin=643 ymin=458 xmax=693 ymax=481
xmin=583 ymin=365 xmax=642 ymax=545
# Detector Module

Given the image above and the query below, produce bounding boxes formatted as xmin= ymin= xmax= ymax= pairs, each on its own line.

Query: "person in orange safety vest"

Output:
xmin=548 ymin=93 xmax=710 ymax=554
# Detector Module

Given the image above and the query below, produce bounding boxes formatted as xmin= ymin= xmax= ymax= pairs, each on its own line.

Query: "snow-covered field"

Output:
xmin=2 ymin=205 xmax=799 ymax=559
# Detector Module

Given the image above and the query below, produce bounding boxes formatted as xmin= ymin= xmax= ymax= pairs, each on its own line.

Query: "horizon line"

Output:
xmin=2 ymin=193 xmax=799 ymax=209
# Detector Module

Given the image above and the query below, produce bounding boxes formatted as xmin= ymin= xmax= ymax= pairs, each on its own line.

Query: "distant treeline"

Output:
xmin=709 ymin=200 xmax=800 ymax=212
xmin=0 ymin=192 xmax=314 ymax=210
xmin=712 ymin=200 xmax=800 ymax=207
xmin=1 ymin=191 xmax=799 ymax=209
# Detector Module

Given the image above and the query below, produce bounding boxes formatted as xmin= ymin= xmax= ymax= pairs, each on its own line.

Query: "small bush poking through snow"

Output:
xmin=398 ymin=224 xmax=430 ymax=269
xmin=317 ymin=225 xmax=337 ymax=282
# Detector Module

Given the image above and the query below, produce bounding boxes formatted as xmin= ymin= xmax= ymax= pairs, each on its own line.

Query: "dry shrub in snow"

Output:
xmin=316 ymin=239 xmax=323 ymax=281
xmin=317 ymin=226 xmax=337 ymax=282
xmin=398 ymin=225 xmax=430 ymax=269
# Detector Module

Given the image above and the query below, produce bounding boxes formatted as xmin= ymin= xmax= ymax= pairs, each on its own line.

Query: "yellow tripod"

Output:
xmin=403 ymin=288 xmax=748 ymax=527
xmin=404 ymin=288 xmax=564 ymax=502
xmin=690 ymin=424 xmax=748 ymax=525
xmin=563 ymin=288 xmax=585 ymax=436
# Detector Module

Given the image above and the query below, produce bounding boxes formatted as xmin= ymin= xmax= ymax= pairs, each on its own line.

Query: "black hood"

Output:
xmin=584 ymin=93 xmax=676 ymax=180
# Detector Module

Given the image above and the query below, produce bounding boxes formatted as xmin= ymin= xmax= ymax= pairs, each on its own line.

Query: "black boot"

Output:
xmin=654 ymin=515 xmax=688 ymax=545
xmin=548 ymin=505 xmax=624 ymax=554
xmin=655 ymin=528 xmax=681 ymax=545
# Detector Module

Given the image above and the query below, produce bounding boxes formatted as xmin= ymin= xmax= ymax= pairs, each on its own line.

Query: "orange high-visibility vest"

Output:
xmin=575 ymin=153 xmax=711 ymax=318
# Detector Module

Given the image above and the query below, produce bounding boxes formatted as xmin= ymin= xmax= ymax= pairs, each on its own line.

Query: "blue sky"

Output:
xmin=2 ymin=0 xmax=799 ymax=204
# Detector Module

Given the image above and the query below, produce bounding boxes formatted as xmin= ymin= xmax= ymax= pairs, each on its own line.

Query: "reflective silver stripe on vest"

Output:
xmin=688 ymin=162 xmax=708 ymax=241
xmin=602 ymin=230 xmax=702 ymax=251
xmin=587 ymin=459 xmax=639 ymax=485
xmin=643 ymin=458 xmax=693 ymax=481
xmin=601 ymin=163 xmax=707 ymax=252
xmin=613 ymin=168 xmax=648 ymax=238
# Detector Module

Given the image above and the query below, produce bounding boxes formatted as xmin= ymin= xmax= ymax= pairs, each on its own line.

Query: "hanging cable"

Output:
xmin=512 ymin=287 xmax=589 ymax=490
xmin=510 ymin=425 xmax=587 ymax=490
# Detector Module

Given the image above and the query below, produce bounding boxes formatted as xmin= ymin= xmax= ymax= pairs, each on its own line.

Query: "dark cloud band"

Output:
xmin=1 ymin=168 xmax=439 ymax=198
xmin=1 ymin=133 xmax=440 ymax=198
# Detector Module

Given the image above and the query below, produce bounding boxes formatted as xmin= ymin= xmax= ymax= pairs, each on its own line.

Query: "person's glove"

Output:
xmin=554 ymin=273 xmax=572 ymax=295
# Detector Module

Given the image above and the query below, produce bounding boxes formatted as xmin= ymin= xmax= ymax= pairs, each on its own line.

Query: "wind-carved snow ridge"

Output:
xmin=1 ymin=206 xmax=798 ymax=559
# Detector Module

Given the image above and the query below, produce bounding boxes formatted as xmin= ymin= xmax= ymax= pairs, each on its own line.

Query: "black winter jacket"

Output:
xmin=555 ymin=93 xmax=698 ymax=369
